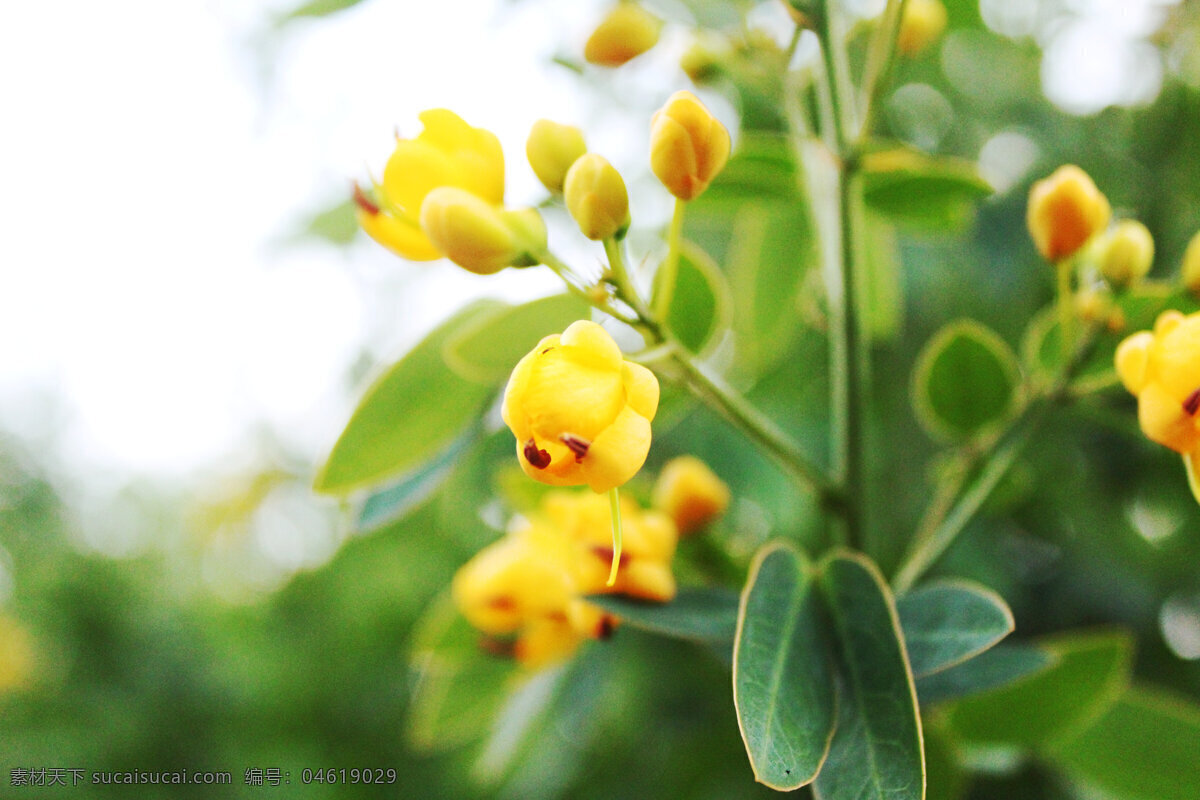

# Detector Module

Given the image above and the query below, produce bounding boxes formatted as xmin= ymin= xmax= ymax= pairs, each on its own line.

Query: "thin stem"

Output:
xmin=539 ymin=250 xmax=641 ymax=328
xmin=892 ymin=417 xmax=1037 ymax=594
xmin=1056 ymin=258 xmax=1075 ymax=365
xmin=816 ymin=6 xmax=868 ymax=550
xmin=602 ymin=236 xmax=841 ymax=504
xmin=652 ymin=199 xmax=687 ymax=320
xmin=858 ymin=0 xmax=911 ymax=144
xmin=607 ymin=487 xmax=623 ymax=587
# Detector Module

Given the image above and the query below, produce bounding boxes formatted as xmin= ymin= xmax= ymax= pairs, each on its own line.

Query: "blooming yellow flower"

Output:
xmin=451 ymin=488 xmax=679 ymax=668
xmin=563 ymin=153 xmax=631 ymax=241
xmin=652 ymin=455 xmax=730 ymax=534
xmin=650 ymin=91 xmax=731 ymax=201
xmin=526 ymin=119 xmax=587 ymax=194
xmin=1096 ymin=220 xmax=1154 ymax=288
xmin=1027 ymin=165 xmax=1112 ymax=263
xmin=502 ymin=321 xmax=659 ymax=493
xmin=584 ymin=3 xmax=662 ymax=67
xmin=1116 ymin=310 xmax=1200 ymax=496
xmin=355 ymin=109 xmax=544 ymax=274
xmin=896 ymin=0 xmax=948 ymax=57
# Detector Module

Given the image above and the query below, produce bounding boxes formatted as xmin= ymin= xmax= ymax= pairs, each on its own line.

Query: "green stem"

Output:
xmin=607 ymin=487 xmax=623 ymax=587
xmin=539 ymin=250 xmax=641 ymax=328
xmin=816 ymin=7 xmax=867 ymax=550
xmin=602 ymin=237 xmax=840 ymax=504
xmin=892 ymin=417 xmax=1037 ymax=594
xmin=652 ymin=199 xmax=687 ymax=320
xmin=1057 ymin=258 xmax=1075 ymax=365
xmin=858 ymin=0 xmax=911 ymax=144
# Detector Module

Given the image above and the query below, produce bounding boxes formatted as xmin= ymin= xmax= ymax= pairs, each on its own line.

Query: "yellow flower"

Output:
xmin=650 ymin=91 xmax=731 ymax=201
xmin=1182 ymin=230 xmax=1200 ymax=295
xmin=896 ymin=0 xmax=948 ymax=57
xmin=356 ymin=109 xmax=544 ymax=273
xmin=419 ymin=188 xmax=546 ymax=275
xmin=563 ymin=153 xmax=631 ymax=241
xmin=0 ymin=615 xmax=33 ymax=693
xmin=451 ymin=488 xmax=679 ymax=668
xmin=1116 ymin=310 xmax=1200 ymax=496
xmin=526 ymin=119 xmax=587 ymax=194
xmin=1027 ymin=165 xmax=1112 ymax=263
xmin=502 ymin=321 xmax=660 ymax=493
xmin=1096 ymin=220 xmax=1154 ymax=288
xmin=652 ymin=455 xmax=730 ymax=535
xmin=584 ymin=3 xmax=662 ymax=67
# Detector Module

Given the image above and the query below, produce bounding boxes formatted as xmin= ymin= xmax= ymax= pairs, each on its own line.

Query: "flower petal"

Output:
xmin=582 ymin=406 xmax=652 ymax=492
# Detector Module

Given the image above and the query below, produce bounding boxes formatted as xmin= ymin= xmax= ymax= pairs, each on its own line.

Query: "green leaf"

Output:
xmin=915 ymin=643 xmax=1056 ymax=705
xmin=1049 ymin=685 xmax=1200 ymax=800
xmin=861 ymin=148 xmax=993 ymax=230
xmin=733 ymin=542 xmax=836 ymax=791
xmin=815 ymin=552 xmax=925 ymax=800
xmin=276 ymin=0 xmax=367 ymax=24
xmin=443 ymin=293 xmax=593 ymax=385
xmin=653 ymin=242 xmax=732 ymax=356
xmin=896 ymin=580 xmax=1014 ymax=678
xmin=314 ymin=301 xmax=501 ymax=495
xmin=357 ymin=424 xmax=480 ymax=530
xmin=944 ymin=630 xmax=1133 ymax=750
xmin=290 ymin=196 xmax=359 ymax=245
xmin=405 ymin=593 xmax=517 ymax=752
xmin=913 ymin=320 xmax=1023 ymax=442
xmin=584 ymin=586 xmax=739 ymax=645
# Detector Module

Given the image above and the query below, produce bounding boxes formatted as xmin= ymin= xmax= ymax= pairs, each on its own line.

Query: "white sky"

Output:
xmin=0 ymin=0 xmax=1180 ymax=487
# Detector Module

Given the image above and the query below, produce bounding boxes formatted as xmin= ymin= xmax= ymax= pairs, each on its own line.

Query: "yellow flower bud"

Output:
xmin=1096 ymin=220 xmax=1155 ymax=287
xmin=0 ymin=615 xmax=33 ymax=692
xmin=652 ymin=456 xmax=730 ymax=535
xmin=680 ymin=33 xmax=728 ymax=85
xmin=584 ymin=3 xmax=662 ymax=67
xmin=526 ymin=119 xmax=587 ymax=194
xmin=419 ymin=187 xmax=546 ymax=275
xmin=650 ymin=91 xmax=731 ymax=201
xmin=1115 ymin=310 xmax=1200 ymax=456
xmin=896 ymin=0 xmax=948 ymax=57
xmin=564 ymin=154 xmax=631 ymax=241
xmin=1027 ymin=165 xmax=1112 ymax=263
xmin=502 ymin=321 xmax=660 ymax=493
xmin=1182 ymin=230 xmax=1200 ymax=295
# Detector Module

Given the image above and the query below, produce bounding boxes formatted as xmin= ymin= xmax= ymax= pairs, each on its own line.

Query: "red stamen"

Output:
xmin=352 ymin=183 xmax=380 ymax=216
xmin=560 ymin=434 xmax=590 ymax=462
xmin=1185 ymin=388 xmax=1200 ymax=416
xmin=524 ymin=439 xmax=551 ymax=469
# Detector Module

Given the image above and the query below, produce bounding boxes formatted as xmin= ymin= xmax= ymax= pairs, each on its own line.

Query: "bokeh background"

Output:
xmin=2 ymin=0 xmax=1200 ymax=797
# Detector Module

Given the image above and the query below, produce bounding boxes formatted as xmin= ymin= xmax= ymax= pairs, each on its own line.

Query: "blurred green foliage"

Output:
xmin=5 ymin=0 xmax=1200 ymax=798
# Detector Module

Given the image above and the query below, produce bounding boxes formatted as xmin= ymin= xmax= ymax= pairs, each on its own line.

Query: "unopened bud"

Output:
xmin=564 ymin=154 xmax=631 ymax=241
xmin=650 ymin=91 xmax=731 ymax=202
xmin=1096 ymin=220 xmax=1154 ymax=288
xmin=585 ymin=3 xmax=662 ymax=68
xmin=897 ymin=0 xmax=948 ymax=57
xmin=526 ymin=120 xmax=587 ymax=194
xmin=652 ymin=456 xmax=730 ymax=535
xmin=1027 ymin=165 xmax=1112 ymax=263
xmin=1183 ymin=230 xmax=1200 ymax=296
xmin=419 ymin=188 xmax=546 ymax=275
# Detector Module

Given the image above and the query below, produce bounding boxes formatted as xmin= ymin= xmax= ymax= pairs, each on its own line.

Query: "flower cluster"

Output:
xmin=452 ymin=490 xmax=677 ymax=668
xmin=452 ymin=457 xmax=729 ymax=668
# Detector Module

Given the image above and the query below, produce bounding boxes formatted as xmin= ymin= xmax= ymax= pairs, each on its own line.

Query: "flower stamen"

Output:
xmin=560 ymin=433 xmax=591 ymax=461
xmin=524 ymin=439 xmax=552 ymax=469
xmin=1184 ymin=388 xmax=1200 ymax=417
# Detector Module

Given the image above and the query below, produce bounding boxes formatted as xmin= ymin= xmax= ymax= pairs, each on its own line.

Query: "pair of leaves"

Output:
xmin=314 ymin=294 xmax=591 ymax=510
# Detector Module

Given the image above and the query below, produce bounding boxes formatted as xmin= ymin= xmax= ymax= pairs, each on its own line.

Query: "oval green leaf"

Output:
xmin=584 ymin=586 xmax=739 ymax=645
xmin=1050 ymin=686 xmax=1200 ymax=800
xmin=944 ymin=630 xmax=1132 ymax=749
xmin=653 ymin=242 xmax=733 ymax=356
xmin=733 ymin=541 xmax=836 ymax=791
xmin=357 ymin=425 xmax=479 ymax=531
xmin=897 ymin=579 xmax=1014 ymax=678
xmin=915 ymin=643 xmax=1056 ymax=705
xmin=861 ymin=148 xmax=993 ymax=230
xmin=443 ymin=293 xmax=594 ymax=385
xmin=314 ymin=300 xmax=501 ymax=495
xmin=815 ymin=552 xmax=925 ymax=800
xmin=913 ymin=320 xmax=1022 ymax=442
